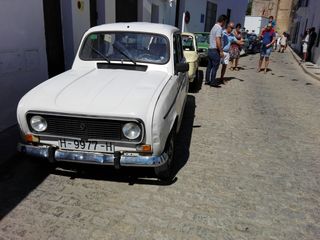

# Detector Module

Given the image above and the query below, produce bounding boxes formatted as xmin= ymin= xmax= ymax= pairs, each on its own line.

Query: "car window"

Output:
xmin=182 ymin=35 xmax=195 ymax=51
xmin=173 ymin=33 xmax=183 ymax=65
xmin=80 ymin=32 xmax=169 ymax=64
xmin=195 ymin=33 xmax=209 ymax=44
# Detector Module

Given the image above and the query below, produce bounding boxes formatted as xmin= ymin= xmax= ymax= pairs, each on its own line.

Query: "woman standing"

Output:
xmin=301 ymin=29 xmax=309 ymax=63
xmin=229 ymin=23 xmax=242 ymax=71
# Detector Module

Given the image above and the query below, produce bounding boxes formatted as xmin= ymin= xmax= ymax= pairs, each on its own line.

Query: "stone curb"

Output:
xmin=288 ymin=46 xmax=320 ymax=81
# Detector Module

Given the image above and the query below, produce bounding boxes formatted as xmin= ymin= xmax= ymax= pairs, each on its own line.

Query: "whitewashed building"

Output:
xmin=0 ymin=0 xmax=177 ymax=132
xmin=177 ymin=0 xmax=248 ymax=33
xmin=0 ymin=0 xmax=248 ymax=132
xmin=290 ymin=0 xmax=320 ymax=65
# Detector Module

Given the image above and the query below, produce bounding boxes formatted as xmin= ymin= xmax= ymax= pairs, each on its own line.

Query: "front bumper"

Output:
xmin=17 ymin=143 xmax=168 ymax=167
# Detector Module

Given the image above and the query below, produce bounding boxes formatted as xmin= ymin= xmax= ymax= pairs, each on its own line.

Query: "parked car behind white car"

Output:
xmin=17 ymin=22 xmax=189 ymax=180
xmin=181 ymin=32 xmax=203 ymax=91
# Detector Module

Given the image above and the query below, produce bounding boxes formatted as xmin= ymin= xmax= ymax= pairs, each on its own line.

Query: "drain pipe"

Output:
xmin=175 ymin=0 xmax=180 ymax=28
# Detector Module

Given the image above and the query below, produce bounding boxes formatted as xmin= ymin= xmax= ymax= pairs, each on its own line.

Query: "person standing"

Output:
xmin=220 ymin=22 xmax=243 ymax=83
xmin=307 ymin=27 xmax=317 ymax=62
xmin=205 ymin=15 xmax=227 ymax=87
xmin=229 ymin=23 xmax=242 ymax=71
xmin=279 ymin=32 xmax=288 ymax=53
xmin=257 ymin=23 xmax=276 ymax=74
xmin=301 ymin=29 xmax=309 ymax=63
xmin=274 ymin=31 xmax=280 ymax=50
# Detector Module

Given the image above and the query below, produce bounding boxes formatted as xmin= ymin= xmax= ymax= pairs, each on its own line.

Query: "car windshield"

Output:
xmin=195 ymin=33 xmax=209 ymax=44
xmin=80 ymin=32 xmax=169 ymax=64
xmin=182 ymin=35 xmax=195 ymax=51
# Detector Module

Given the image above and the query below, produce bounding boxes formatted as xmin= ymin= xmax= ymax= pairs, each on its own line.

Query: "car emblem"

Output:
xmin=79 ymin=123 xmax=86 ymax=131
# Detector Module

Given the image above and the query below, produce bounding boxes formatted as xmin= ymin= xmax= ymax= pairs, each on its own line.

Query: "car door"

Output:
xmin=173 ymin=32 xmax=188 ymax=128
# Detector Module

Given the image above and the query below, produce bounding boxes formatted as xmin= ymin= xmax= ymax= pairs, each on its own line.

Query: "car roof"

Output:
xmin=88 ymin=22 xmax=180 ymax=36
xmin=182 ymin=32 xmax=196 ymax=37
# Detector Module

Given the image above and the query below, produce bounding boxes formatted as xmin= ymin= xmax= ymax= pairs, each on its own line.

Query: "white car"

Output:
xmin=17 ymin=22 xmax=189 ymax=180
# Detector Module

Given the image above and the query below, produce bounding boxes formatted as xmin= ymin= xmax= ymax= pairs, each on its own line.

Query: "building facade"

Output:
xmin=251 ymin=0 xmax=295 ymax=34
xmin=0 ymin=0 xmax=248 ymax=132
xmin=177 ymin=0 xmax=247 ymax=33
xmin=290 ymin=0 xmax=320 ymax=65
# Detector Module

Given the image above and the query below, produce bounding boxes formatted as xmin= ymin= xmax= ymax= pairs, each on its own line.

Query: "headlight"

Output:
xmin=122 ymin=122 xmax=141 ymax=140
xmin=30 ymin=115 xmax=47 ymax=132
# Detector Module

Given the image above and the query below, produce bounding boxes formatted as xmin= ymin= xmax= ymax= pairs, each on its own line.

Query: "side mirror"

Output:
xmin=175 ymin=63 xmax=189 ymax=73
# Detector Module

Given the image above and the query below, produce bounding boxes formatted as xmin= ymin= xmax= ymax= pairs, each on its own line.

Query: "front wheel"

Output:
xmin=154 ymin=129 xmax=176 ymax=181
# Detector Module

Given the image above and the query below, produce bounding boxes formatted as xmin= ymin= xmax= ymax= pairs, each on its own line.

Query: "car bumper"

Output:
xmin=17 ymin=143 xmax=168 ymax=167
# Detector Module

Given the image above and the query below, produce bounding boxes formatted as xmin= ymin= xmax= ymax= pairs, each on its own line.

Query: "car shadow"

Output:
xmin=0 ymin=156 xmax=52 ymax=220
xmin=51 ymin=95 xmax=196 ymax=185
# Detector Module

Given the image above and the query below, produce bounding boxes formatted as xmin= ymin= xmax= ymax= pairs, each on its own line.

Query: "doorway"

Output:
xmin=116 ymin=0 xmax=138 ymax=22
xmin=90 ymin=0 xmax=98 ymax=27
xmin=204 ymin=1 xmax=217 ymax=32
xmin=42 ymin=0 xmax=65 ymax=78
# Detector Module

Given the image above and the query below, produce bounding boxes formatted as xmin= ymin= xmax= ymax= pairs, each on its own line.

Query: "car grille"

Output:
xmin=26 ymin=114 xmax=142 ymax=142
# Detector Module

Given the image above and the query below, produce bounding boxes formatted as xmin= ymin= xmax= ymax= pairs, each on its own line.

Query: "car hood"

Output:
xmin=19 ymin=68 xmax=170 ymax=119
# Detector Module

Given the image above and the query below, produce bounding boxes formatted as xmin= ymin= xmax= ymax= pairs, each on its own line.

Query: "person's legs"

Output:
xmin=205 ymin=50 xmax=214 ymax=84
xmin=234 ymin=57 xmax=239 ymax=70
xmin=307 ymin=47 xmax=312 ymax=61
xmin=209 ymin=50 xmax=221 ymax=86
xmin=221 ymin=64 xmax=227 ymax=83
xmin=264 ymin=57 xmax=270 ymax=73
xmin=229 ymin=59 xmax=234 ymax=70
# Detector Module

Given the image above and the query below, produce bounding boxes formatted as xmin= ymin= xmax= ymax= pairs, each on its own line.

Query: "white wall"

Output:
xmin=0 ymin=0 xmax=48 ymax=131
xmin=179 ymin=0 xmax=247 ymax=32
xmin=71 ymin=0 xmax=91 ymax=54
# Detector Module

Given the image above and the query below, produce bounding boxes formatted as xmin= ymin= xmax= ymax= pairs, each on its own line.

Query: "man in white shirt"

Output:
xmin=205 ymin=15 xmax=227 ymax=87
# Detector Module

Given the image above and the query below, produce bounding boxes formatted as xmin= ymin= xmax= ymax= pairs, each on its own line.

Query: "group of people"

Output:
xmin=301 ymin=27 xmax=317 ymax=63
xmin=205 ymin=14 xmax=287 ymax=86
xmin=205 ymin=15 xmax=244 ymax=87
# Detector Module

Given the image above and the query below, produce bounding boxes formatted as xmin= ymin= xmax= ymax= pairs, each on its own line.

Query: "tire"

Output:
xmin=154 ymin=129 xmax=176 ymax=181
xmin=190 ymin=69 xmax=203 ymax=92
xmin=196 ymin=69 xmax=204 ymax=91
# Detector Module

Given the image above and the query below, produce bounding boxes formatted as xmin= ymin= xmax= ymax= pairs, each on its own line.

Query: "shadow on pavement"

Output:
xmin=51 ymin=95 xmax=196 ymax=185
xmin=0 ymin=157 xmax=51 ymax=220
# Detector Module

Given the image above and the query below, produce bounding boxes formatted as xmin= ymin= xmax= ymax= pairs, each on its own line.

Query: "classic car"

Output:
xmin=181 ymin=32 xmax=203 ymax=91
xmin=17 ymin=22 xmax=189 ymax=180
xmin=194 ymin=32 xmax=209 ymax=66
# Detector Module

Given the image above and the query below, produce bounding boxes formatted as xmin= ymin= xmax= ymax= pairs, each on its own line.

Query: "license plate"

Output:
xmin=59 ymin=139 xmax=114 ymax=153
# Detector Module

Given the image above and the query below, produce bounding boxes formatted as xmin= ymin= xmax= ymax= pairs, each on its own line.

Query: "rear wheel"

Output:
xmin=154 ymin=129 xmax=176 ymax=181
xmin=190 ymin=69 xmax=203 ymax=92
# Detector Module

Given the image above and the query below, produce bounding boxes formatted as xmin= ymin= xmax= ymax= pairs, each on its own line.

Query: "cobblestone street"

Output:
xmin=1 ymin=50 xmax=320 ymax=240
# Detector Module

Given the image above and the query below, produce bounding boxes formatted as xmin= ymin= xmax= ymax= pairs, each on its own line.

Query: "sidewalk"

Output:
xmin=289 ymin=47 xmax=320 ymax=81
xmin=0 ymin=125 xmax=20 ymax=167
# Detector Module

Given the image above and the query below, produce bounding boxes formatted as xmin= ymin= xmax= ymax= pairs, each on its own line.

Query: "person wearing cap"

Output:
xmin=257 ymin=23 xmax=276 ymax=74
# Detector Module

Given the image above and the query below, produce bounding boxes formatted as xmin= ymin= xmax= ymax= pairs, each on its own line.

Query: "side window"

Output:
xmin=173 ymin=33 xmax=184 ymax=65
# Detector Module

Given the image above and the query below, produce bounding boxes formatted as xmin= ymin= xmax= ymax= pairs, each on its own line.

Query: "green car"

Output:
xmin=194 ymin=32 xmax=209 ymax=65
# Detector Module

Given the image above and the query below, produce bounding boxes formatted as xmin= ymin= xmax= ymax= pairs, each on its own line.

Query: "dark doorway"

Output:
xmin=116 ymin=0 xmax=138 ymax=22
xmin=204 ymin=1 xmax=217 ymax=32
xmin=151 ymin=4 xmax=159 ymax=23
xmin=90 ymin=0 xmax=98 ymax=27
xmin=42 ymin=0 xmax=65 ymax=78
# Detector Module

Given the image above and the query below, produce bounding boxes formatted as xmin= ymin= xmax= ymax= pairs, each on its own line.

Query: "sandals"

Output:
xmin=234 ymin=67 xmax=240 ymax=71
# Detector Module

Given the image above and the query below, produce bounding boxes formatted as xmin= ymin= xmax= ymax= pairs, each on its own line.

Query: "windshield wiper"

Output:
xmin=90 ymin=45 xmax=110 ymax=64
xmin=113 ymin=43 xmax=136 ymax=65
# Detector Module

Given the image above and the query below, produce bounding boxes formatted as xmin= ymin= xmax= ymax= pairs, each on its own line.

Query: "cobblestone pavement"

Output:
xmin=1 ymin=51 xmax=320 ymax=240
